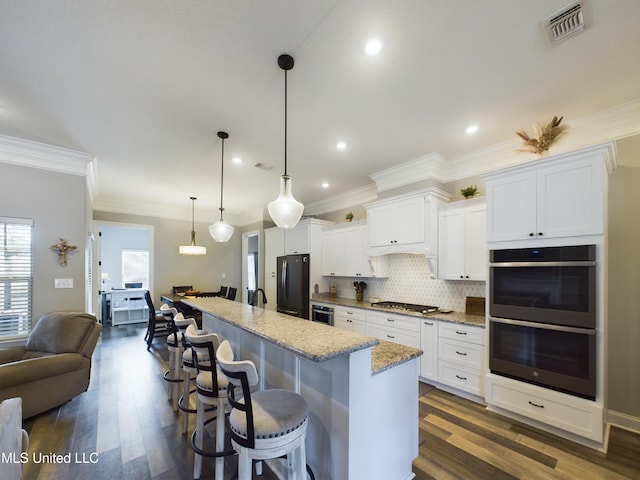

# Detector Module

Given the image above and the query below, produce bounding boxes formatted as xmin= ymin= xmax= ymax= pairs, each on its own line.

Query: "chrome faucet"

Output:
xmin=251 ymin=288 xmax=268 ymax=307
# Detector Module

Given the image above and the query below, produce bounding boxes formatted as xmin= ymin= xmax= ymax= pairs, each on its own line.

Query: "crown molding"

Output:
xmin=304 ymin=184 xmax=378 ymax=216
xmin=369 ymin=152 xmax=449 ymax=191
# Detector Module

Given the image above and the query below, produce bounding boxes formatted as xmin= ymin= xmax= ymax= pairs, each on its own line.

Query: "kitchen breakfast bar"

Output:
xmin=183 ymin=297 xmax=422 ymax=480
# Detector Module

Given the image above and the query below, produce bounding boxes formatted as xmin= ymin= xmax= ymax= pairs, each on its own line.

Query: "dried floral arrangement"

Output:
xmin=516 ymin=115 xmax=568 ymax=155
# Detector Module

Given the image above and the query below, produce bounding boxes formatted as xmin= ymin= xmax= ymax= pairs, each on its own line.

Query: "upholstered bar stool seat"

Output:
xmin=217 ymin=340 xmax=309 ymax=480
xmin=178 ymin=318 xmax=209 ymax=434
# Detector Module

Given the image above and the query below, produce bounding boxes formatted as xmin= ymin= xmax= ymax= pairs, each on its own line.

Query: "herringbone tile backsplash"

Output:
xmin=326 ymin=254 xmax=485 ymax=312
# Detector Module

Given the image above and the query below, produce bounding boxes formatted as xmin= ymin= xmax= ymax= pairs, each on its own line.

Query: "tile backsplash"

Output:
xmin=324 ymin=254 xmax=485 ymax=312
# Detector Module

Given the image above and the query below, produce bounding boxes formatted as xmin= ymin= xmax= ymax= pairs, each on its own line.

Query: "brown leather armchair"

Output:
xmin=0 ymin=312 xmax=101 ymax=419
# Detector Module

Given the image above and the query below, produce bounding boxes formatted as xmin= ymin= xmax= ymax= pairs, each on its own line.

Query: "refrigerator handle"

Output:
xmin=281 ymin=258 xmax=288 ymax=303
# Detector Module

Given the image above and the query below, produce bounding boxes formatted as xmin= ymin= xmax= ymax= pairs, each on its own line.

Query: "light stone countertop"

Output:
xmin=310 ymin=296 xmax=486 ymax=328
xmin=183 ymin=297 xmax=422 ymax=374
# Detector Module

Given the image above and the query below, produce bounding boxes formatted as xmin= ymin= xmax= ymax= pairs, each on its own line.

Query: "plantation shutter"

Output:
xmin=0 ymin=217 xmax=33 ymax=339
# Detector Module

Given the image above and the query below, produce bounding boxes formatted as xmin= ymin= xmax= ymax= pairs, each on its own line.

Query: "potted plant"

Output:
xmin=345 ymin=211 xmax=354 ymax=222
xmin=460 ymin=185 xmax=478 ymax=199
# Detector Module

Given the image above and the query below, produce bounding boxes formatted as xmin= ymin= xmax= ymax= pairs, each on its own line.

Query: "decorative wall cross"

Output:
xmin=51 ymin=238 xmax=77 ymax=266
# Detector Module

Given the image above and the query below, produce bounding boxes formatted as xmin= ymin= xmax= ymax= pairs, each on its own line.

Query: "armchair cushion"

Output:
xmin=26 ymin=312 xmax=97 ymax=356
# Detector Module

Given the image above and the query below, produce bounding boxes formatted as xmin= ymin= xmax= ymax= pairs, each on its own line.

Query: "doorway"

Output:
xmin=241 ymin=230 xmax=260 ymax=304
xmin=94 ymin=221 xmax=154 ymax=322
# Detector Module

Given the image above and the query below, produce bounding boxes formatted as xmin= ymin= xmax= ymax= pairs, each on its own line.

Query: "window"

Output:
xmin=0 ymin=217 xmax=33 ymax=339
xmin=122 ymin=249 xmax=149 ymax=289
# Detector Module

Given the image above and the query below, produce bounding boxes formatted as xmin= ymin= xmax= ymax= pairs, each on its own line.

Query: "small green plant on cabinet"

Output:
xmin=461 ymin=185 xmax=478 ymax=199
xmin=345 ymin=211 xmax=354 ymax=222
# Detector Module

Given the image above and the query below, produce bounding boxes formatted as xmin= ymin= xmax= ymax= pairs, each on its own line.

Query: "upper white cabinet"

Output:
xmin=484 ymin=146 xmax=613 ymax=243
xmin=264 ymin=228 xmax=285 ymax=311
xmin=284 ymin=223 xmax=310 ymax=254
xmin=368 ymin=196 xmax=425 ymax=246
xmin=364 ymin=188 xmax=450 ymax=258
xmin=321 ymin=222 xmax=389 ymax=278
xmin=438 ymin=198 xmax=487 ymax=281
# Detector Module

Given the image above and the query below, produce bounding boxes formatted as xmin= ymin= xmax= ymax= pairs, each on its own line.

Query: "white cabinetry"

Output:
xmin=419 ymin=319 xmax=438 ymax=381
xmin=485 ymin=373 xmax=603 ymax=442
xmin=438 ymin=198 xmax=486 ymax=281
xmin=366 ymin=311 xmax=421 ymax=349
xmin=110 ymin=288 xmax=148 ymax=325
xmin=484 ymin=152 xmax=606 ymax=243
xmin=334 ymin=305 xmax=367 ymax=334
xmin=364 ymin=188 xmax=450 ymax=260
xmin=264 ymin=219 xmax=333 ymax=314
xmin=264 ymin=228 xmax=285 ymax=312
xmin=437 ymin=322 xmax=485 ymax=397
xmin=321 ymin=222 xmax=389 ymax=278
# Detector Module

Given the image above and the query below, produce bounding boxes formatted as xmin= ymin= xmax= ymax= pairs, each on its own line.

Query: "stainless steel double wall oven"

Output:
xmin=489 ymin=245 xmax=597 ymax=399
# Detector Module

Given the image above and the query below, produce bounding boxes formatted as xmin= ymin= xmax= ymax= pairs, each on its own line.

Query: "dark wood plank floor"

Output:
xmin=21 ymin=324 xmax=640 ymax=480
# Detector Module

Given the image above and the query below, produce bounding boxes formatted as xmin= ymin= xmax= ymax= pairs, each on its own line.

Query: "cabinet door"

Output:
xmin=367 ymin=204 xmax=395 ymax=246
xmin=420 ymin=319 xmax=438 ymax=381
xmin=465 ymin=204 xmax=487 ymax=281
xmin=394 ymin=196 xmax=425 ymax=244
xmin=486 ymin=172 xmax=536 ymax=242
xmin=537 ymin=157 xmax=603 ymax=238
xmin=438 ymin=207 xmax=465 ymax=280
xmin=345 ymin=225 xmax=371 ymax=277
xmin=321 ymin=229 xmax=346 ymax=276
xmin=284 ymin=225 xmax=308 ymax=254
xmin=264 ymin=228 xmax=285 ymax=311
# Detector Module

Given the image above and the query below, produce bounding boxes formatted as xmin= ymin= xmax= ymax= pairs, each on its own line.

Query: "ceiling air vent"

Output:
xmin=543 ymin=1 xmax=589 ymax=44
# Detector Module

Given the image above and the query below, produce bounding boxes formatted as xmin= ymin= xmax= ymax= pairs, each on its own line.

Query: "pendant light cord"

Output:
xmin=220 ymin=136 xmax=225 ymax=217
xmin=284 ymin=67 xmax=288 ymax=177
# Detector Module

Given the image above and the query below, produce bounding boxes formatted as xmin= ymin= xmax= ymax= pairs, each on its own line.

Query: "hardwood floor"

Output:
xmin=21 ymin=324 xmax=639 ymax=480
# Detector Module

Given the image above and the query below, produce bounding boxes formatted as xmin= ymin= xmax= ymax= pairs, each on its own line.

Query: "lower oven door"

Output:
xmin=489 ymin=317 xmax=596 ymax=400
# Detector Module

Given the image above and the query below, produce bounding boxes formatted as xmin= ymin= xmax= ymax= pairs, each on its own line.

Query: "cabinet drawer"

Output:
xmin=366 ymin=324 xmax=420 ymax=349
xmin=438 ymin=322 xmax=484 ymax=344
xmin=334 ymin=306 xmax=366 ymax=322
xmin=438 ymin=338 xmax=483 ymax=370
xmin=486 ymin=376 xmax=603 ymax=441
xmin=367 ymin=311 xmax=420 ymax=333
xmin=438 ymin=361 xmax=482 ymax=396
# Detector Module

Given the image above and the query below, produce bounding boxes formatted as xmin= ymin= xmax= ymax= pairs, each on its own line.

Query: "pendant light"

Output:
xmin=209 ymin=131 xmax=234 ymax=242
xmin=179 ymin=196 xmax=207 ymax=255
xmin=268 ymin=54 xmax=304 ymax=229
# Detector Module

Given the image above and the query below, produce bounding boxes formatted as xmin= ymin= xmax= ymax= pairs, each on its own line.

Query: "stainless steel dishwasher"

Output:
xmin=311 ymin=304 xmax=334 ymax=326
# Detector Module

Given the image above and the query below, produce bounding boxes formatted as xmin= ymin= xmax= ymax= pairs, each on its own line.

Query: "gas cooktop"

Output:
xmin=370 ymin=301 xmax=438 ymax=315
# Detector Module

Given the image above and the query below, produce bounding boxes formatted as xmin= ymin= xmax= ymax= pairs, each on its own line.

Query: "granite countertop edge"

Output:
xmin=310 ymin=296 xmax=486 ymax=328
xmin=183 ymin=298 xmax=381 ymax=363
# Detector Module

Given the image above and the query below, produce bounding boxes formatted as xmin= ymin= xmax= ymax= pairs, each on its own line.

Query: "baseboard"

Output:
xmin=607 ymin=409 xmax=640 ymax=434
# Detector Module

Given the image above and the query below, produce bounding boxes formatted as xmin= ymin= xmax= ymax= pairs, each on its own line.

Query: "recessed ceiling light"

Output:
xmin=336 ymin=141 xmax=347 ymax=150
xmin=232 ymin=157 xmax=242 ymax=164
xmin=364 ymin=38 xmax=383 ymax=56
xmin=322 ymin=182 xmax=329 ymax=188
xmin=465 ymin=125 xmax=479 ymax=134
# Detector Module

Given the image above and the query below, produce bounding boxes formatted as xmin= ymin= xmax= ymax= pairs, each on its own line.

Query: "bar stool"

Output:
xmin=185 ymin=325 xmax=235 ymax=480
xmin=161 ymin=305 xmax=182 ymax=410
xmin=216 ymin=340 xmax=309 ymax=480
xmin=177 ymin=316 xmax=210 ymax=434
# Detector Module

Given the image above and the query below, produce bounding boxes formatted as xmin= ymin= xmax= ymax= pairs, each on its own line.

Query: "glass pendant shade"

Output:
xmin=179 ymin=197 xmax=207 ymax=255
xmin=209 ymin=215 xmax=234 ymax=242
xmin=268 ymin=175 xmax=304 ymax=229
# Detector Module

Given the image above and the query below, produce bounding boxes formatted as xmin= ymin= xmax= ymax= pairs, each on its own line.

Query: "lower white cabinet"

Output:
xmin=419 ymin=319 xmax=438 ymax=381
xmin=333 ymin=305 xmax=367 ymax=334
xmin=436 ymin=322 xmax=485 ymax=397
xmin=366 ymin=311 xmax=421 ymax=349
xmin=485 ymin=373 xmax=603 ymax=442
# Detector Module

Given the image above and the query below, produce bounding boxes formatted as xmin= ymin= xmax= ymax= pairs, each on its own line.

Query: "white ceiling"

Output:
xmin=1 ymin=1 xmax=639 ymax=224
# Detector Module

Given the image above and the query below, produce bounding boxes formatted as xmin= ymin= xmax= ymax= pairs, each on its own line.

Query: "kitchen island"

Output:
xmin=183 ymin=297 xmax=422 ymax=480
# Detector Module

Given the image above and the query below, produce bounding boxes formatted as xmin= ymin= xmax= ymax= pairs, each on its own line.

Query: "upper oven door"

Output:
xmin=489 ymin=245 xmax=596 ymax=328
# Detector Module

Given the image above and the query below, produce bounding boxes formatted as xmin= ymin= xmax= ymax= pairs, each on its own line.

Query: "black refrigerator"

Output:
xmin=276 ymin=254 xmax=310 ymax=319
